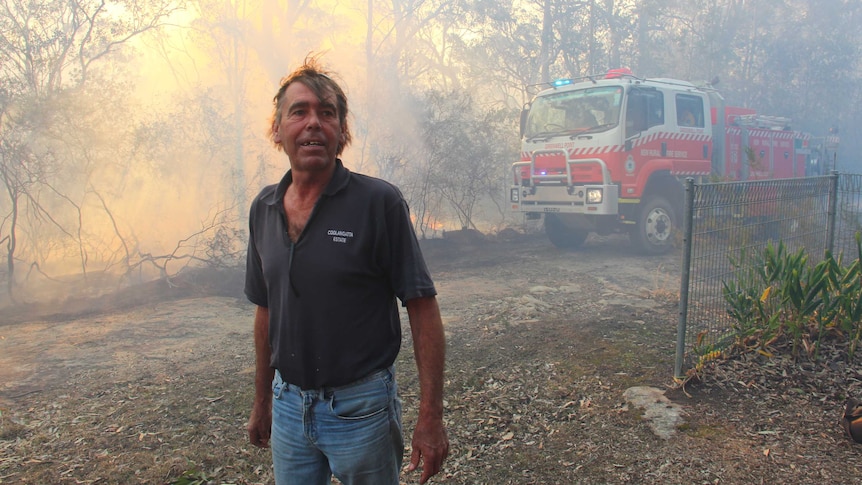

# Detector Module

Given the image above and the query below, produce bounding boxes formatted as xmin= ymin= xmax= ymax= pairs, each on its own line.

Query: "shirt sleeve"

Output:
xmin=244 ymin=197 xmax=268 ymax=308
xmin=384 ymin=192 xmax=437 ymax=305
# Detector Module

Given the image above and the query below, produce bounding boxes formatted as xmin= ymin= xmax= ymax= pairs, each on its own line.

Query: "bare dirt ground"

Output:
xmin=2 ymin=231 xmax=862 ymax=484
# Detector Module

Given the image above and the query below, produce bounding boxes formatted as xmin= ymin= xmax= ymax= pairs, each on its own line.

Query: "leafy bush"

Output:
xmin=721 ymin=233 xmax=862 ymax=361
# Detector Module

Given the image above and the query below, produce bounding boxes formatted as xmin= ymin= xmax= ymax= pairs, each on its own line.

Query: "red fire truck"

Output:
xmin=509 ymin=68 xmax=838 ymax=254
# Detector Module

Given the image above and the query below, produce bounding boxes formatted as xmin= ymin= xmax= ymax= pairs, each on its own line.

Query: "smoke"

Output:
xmin=3 ymin=0 xmax=860 ymax=308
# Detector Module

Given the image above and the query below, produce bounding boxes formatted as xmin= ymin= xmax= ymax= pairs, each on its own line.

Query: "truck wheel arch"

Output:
xmin=642 ymin=171 xmax=685 ymax=219
xmin=630 ymin=171 xmax=684 ymax=255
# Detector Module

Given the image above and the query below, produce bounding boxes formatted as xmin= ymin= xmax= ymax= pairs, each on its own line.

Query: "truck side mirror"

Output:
xmin=520 ymin=108 xmax=528 ymax=137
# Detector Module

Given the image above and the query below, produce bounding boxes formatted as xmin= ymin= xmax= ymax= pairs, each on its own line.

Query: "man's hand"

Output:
xmin=408 ymin=414 xmax=449 ymax=484
xmin=406 ymin=296 xmax=448 ymax=483
xmin=247 ymin=401 xmax=272 ymax=448
xmin=248 ymin=305 xmax=274 ymax=448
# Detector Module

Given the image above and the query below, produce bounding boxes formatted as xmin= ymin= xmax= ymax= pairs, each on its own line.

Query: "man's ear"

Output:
xmin=273 ymin=126 xmax=282 ymax=143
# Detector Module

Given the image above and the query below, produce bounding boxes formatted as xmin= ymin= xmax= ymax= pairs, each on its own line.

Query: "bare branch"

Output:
xmin=88 ymin=184 xmax=130 ymax=267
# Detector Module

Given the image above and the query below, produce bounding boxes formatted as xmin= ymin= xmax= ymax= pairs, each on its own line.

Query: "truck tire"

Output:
xmin=545 ymin=213 xmax=588 ymax=249
xmin=631 ymin=196 xmax=676 ymax=255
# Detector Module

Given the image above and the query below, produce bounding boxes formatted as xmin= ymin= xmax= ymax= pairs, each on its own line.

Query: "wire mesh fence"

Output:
xmin=675 ymin=172 xmax=862 ymax=378
xmin=834 ymin=174 xmax=862 ymax=261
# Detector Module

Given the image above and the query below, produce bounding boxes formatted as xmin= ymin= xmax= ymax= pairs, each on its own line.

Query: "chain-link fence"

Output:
xmin=675 ymin=172 xmax=862 ymax=378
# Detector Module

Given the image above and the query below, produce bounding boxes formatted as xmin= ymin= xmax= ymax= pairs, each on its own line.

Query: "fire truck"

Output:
xmin=509 ymin=68 xmax=839 ymax=254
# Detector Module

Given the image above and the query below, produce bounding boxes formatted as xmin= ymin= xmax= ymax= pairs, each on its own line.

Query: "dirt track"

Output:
xmin=0 ymin=232 xmax=676 ymax=403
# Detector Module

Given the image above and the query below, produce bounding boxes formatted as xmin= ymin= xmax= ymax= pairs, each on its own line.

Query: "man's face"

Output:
xmin=273 ymin=82 xmax=345 ymax=173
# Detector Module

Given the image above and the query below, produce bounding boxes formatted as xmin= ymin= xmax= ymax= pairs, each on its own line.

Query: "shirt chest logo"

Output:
xmin=327 ymin=229 xmax=354 ymax=243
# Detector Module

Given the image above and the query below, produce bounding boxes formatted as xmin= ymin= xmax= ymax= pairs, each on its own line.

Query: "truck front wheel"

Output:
xmin=631 ymin=196 xmax=676 ymax=255
xmin=545 ymin=214 xmax=589 ymax=249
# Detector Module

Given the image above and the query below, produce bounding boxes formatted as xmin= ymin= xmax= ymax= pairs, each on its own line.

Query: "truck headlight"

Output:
xmin=510 ymin=188 xmax=520 ymax=202
xmin=586 ymin=188 xmax=603 ymax=204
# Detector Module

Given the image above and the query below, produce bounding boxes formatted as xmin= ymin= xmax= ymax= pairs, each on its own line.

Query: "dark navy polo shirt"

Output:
xmin=245 ymin=160 xmax=437 ymax=389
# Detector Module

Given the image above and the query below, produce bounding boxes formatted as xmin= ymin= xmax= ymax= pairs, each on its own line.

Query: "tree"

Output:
xmin=415 ymin=90 xmax=514 ymax=232
xmin=452 ymin=0 xmax=545 ymax=109
xmin=0 ymin=0 xmax=180 ymax=298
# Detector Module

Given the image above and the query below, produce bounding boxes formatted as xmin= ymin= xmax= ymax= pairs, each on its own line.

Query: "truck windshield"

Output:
xmin=525 ymin=86 xmax=622 ymax=139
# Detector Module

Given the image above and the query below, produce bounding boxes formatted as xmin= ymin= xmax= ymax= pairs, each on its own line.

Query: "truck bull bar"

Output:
xmin=512 ymin=151 xmax=613 ymax=190
xmin=511 ymin=151 xmax=619 ymax=215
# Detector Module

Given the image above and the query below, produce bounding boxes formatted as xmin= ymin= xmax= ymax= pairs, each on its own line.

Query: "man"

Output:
xmin=565 ymin=105 xmax=597 ymax=129
xmin=244 ymin=57 xmax=448 ymax=485
xmin=679 ymin=109 xmax=696 ymax=127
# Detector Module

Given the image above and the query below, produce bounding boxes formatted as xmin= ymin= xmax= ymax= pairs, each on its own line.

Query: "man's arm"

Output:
xmin=405 ymin=295 xmax=449 ymax=484
xmin=247 ymin=305 xmax=275 ymax=448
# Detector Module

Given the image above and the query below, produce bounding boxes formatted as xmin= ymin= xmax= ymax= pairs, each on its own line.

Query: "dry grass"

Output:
xmin=3 ymin=234 xmax=862 ymax=484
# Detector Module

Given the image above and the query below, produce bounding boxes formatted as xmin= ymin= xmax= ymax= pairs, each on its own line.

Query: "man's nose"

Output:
xmin=306 ymin=111 xmax=322 ymax=128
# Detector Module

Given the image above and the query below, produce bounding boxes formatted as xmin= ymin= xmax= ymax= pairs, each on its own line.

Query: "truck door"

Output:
xmin=625 ymin=88 xmax=664 ymax=139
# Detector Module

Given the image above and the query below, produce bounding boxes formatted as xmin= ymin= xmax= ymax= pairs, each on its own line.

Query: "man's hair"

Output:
xmin=268 ymin=54 xmax=352 ymax=155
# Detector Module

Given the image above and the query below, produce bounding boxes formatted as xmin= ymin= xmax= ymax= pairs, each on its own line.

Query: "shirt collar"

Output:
xmin=265 ymin=159 xmax=350 ymax=206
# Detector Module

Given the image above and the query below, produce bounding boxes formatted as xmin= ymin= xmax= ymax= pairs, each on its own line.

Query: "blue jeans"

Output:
xmin=270 ymin=367 xmax=404 ymax=485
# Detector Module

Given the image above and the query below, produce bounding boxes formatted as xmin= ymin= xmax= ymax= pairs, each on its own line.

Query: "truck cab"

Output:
xmin=511 ymin=71 xmax=713 ymax=254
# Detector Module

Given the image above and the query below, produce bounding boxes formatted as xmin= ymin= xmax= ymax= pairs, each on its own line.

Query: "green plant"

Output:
xmin=827 ymin=233 xmax=862 ymax=358
xmin=722 ymin=245 xmax=785 ymax=348
xmin=781 ymin=254 xmax=828 ymax=357
xmin=720 ymin=233 xmax=862 ymax=362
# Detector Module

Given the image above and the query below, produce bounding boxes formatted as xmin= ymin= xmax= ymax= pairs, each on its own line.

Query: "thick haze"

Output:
xmin=1 ymin=0 xmax=860 ymax=305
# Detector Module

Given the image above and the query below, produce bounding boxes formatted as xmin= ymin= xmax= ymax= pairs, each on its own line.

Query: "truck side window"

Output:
xmin=646 ymin=91 xmax=664 ymax=128
xmin=676 ymin=94 xmax=704 ymax=127
xmin=625 ymin=90 xmax=664 ymax=137
xmin=626 ymin=107 xmax=646 ymax=137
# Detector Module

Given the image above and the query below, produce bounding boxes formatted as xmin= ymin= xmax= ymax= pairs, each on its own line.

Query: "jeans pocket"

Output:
xmin=329 ymin=377 xmax=390 ymax=420
xmin=272 ymin=375 xmax=286 ymax=400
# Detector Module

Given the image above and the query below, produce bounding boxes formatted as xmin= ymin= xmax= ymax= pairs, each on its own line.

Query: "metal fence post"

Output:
xmin=826 ymin=170 xmax=839 ymax=255
xmin=674 ymin=177 xmax=696 ymax=379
